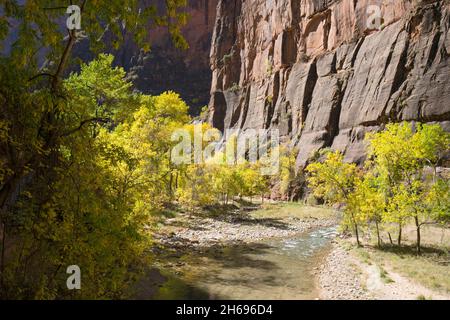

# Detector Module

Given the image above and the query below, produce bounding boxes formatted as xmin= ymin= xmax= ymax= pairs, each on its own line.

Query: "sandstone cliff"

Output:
xmin=207 ymin=0 xmax=450 ymax=166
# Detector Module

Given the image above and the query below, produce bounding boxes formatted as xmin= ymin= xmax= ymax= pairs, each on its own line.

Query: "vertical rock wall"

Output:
xmin=115 ymin=0 xmax=219 ymax=114
xmin=208 ymin=0 xmax=450 ymax=166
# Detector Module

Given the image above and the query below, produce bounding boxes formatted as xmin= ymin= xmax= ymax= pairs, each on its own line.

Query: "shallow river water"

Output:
xmin=144 ymin=226 xmax=338 ymax=300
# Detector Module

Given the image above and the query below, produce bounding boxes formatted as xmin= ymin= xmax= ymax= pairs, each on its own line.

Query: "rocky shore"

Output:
xmin=317 ymin=244 xmax=371 ymax=300
xmin=155 ymin=211 xmax=338 ymax=248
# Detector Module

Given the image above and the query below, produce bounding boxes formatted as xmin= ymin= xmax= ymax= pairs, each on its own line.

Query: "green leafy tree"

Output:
xmin=0 ymin=51 xmax=193 ymax=298
xmin=0 ymin=0 xmax=188 ymax=218
xmin=0 ymin=1 xmax=189 ymax=297
xmin=367 ymin=122 xmax=450 ymax=252
xmin=1 ymin=55 xmax=147 ymax=298
xmin=306 ymin=151 xmax=362 ymax=245
xmin=347 ymin=174 xmax=385 ymax=247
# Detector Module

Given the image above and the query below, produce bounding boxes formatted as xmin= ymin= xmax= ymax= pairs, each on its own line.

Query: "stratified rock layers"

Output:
xmin=207 ymin=0 xmax=450 ymax=166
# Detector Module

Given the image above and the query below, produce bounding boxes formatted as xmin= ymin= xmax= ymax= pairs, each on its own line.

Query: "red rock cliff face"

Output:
xmin=208 ymin=0 xmax=450 ymax=166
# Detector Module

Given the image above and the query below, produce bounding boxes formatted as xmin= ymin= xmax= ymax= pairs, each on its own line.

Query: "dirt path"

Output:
xmin=356 ymin=260 xmax=450 ymax=300
xmin=319 ymin=244 xmax=450 ymax=300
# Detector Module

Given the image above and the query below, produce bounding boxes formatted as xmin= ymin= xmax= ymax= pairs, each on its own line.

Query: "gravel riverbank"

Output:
xmin=155 ymin=211 xmax=338 ymax=247
xmin=317 ymin=244 xmax=371 ymax=300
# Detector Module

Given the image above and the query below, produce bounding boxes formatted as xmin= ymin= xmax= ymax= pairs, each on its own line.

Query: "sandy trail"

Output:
xmin=357 ymin=260 xmax=449 ymax=300
xmin=319 ymin=244 xmax=450 ymax=300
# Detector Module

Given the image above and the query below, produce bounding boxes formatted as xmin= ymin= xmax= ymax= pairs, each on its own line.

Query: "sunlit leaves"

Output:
xmin=306 ymin=122 xmax=450 ymax=249
xmin=1 ymin=1 xmax=189 ymax=71
xmin=306 ymin=151 xmax=359 ymax=204
xmin=0 ymin=0 xmax=190 ymax=299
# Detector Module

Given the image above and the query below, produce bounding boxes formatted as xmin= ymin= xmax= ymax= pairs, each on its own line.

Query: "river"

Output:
xmin=139 ymin=226 xmax=338 ymax=300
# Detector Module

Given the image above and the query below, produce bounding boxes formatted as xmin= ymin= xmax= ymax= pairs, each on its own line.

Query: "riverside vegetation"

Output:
xmin=307 ymin=123 xmax=450 ymax=298
xmin=1 ymin=1 xmax=449 ymax=300
xmin=0 ymin=53 xmax=281 ymax=298
xmin=306 ymin=122 xmax=450 ymax=254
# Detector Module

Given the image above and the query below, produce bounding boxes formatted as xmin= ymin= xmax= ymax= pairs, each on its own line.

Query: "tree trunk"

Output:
xmin=415 ymin=216 xmax=421 ymax=255
xmin=375 ymin=220 xmax=381 ymax=247
xmin=169 ymin=173 xmax=173 ymax=195
xmin=0 ymin=219 xmax=6 ymax=292
xmin=398 ymin=223 xmax=402 ymax=246
xmin=354 ymin=222 xmax=361 ymax=246
xmin=0 ymin=174 xmax=24 ymax=215
xmin=367 ymin=220 xmax=372 ymax=241
xmin=351 ymin=212 xmax=361 ymax=246
xmin=388 ymin=232 xmax=393 ymax=245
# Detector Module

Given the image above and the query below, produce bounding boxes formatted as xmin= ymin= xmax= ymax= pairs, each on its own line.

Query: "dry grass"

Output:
xmin=250 ymin=202 xmax=339 ymax=220
xmin=368 ymin=246 xmax=450 ymax=294
xmin=348 ymin=224 xmax=450 ymax=294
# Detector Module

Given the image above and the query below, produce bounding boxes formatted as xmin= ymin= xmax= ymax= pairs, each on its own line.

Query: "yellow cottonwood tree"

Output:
xmin=306 ymin=151 xmax=362 ymax=244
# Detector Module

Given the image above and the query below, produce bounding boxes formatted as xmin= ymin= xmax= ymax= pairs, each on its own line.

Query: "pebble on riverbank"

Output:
xmin=318 ymin=245 xmax=372 ymax=300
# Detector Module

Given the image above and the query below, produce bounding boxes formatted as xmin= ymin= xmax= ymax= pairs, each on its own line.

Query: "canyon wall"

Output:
xmin=207 ymin=0 xmax=450 ymax=166
xmin=125 ymin=0 xmax=218 ymax=114
xmin=82 ymin=0 xmax=218 ymax=115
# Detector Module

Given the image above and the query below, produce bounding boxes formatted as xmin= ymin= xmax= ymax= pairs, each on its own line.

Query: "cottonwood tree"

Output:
xmin=0 ymin=1 xmax=188 ymax=297
xmin=277 ymin=145 xmax=300 ymax=201
xmin=366 ymin=123 xmax=420 ymax=246
xmin=306 ymin=151 xmax=361 ymax=245
xmin=367 ymin=123 xmax=450 ymax=253
xmin=0 ymin=0 xmax=188 ymax=216
xmin=347 ymin=173 xmax=385 ymax=247
xmin=306 ymin=123 xmax=449 ymax=252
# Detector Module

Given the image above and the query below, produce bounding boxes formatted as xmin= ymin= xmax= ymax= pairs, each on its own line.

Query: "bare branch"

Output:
xmin=28 ymin=73 xmax=56 ymax=82
xmin=61 ymin=117 xmax=110 ymax=137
